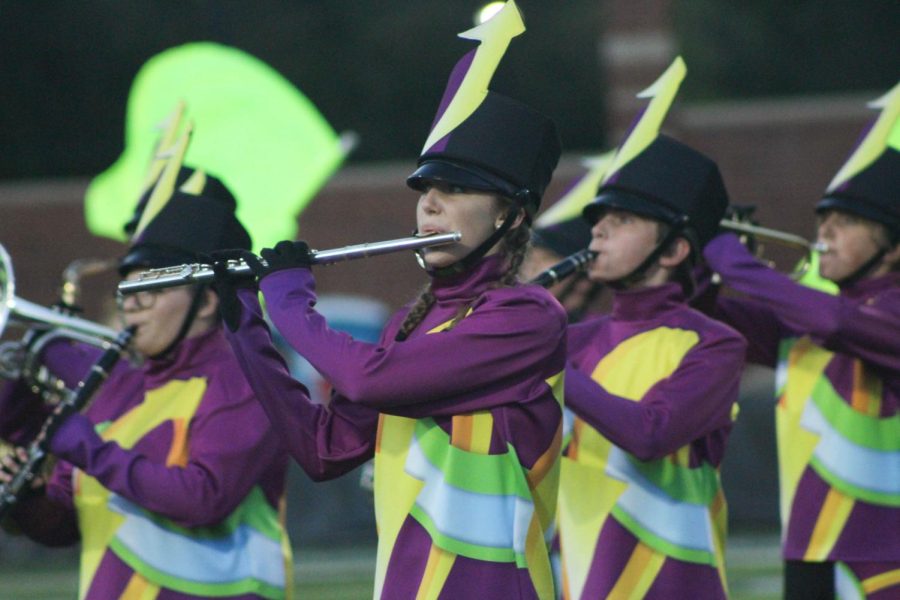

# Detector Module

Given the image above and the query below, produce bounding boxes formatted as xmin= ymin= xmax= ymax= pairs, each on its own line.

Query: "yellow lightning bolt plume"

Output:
xmin=132 ymin=122 xmax=193 ymax=238
xmin=178 ymin=168 xmax=208 ymax=195
xmin=138 ymin=100 xmax=186 ymax=198
xmin=602 ymin=56 xmax=687 ymax=184
xmin=421 ymin=0 xmax=525 ymax=153
xmin=536 ymin=151 xmax=615 ymax=227
xmin=827 ymin=80 xmax=900 ymax=192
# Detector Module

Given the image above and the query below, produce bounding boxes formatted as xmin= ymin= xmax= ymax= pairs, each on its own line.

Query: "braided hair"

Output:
xmin=395 ymin=200 xmax=532 ymax=341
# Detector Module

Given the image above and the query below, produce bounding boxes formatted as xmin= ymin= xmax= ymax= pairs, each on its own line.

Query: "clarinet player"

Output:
xmin=0 ymin=165 xmax=294 ymax=599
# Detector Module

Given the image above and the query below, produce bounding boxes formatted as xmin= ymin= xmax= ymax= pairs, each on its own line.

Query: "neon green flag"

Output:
xmin=85 ymin=42 xmax=351 ymax=251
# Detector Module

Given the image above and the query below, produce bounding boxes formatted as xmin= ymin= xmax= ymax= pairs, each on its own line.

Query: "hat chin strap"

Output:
xmin=420 ymin=210 xmax=519 ymax=278
xmin=609 ymin=215 xmax=689 ymax=291
xmin=835 ymin=245 xmax=892 ymax=288
xmin=149 ymin=285 xmax=207 ymax=361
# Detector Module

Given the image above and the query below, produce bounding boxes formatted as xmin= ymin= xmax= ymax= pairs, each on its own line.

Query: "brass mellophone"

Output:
xmin=118 ymin=231 xmax=462 ymax=295
xmin=719 ymin=218 xmax=827 ymax=253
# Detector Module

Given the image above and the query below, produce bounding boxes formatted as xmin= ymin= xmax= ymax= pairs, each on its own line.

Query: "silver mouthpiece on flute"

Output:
xmin=117 ymin=231 xmax=462 ymax=295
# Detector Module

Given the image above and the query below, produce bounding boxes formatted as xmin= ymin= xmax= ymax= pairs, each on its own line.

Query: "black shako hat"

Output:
xmin=583 ymin=135 xmax=729 ymax=249
xmin=407 ymin=92 xmax=561 ymax=220
xmin=816 ymin=148 xmax=900 ymax=241
xmin=119 ymin=170 xmax=251 ymax=275
xmin=121 ymin=166 xmax=233 ymax=238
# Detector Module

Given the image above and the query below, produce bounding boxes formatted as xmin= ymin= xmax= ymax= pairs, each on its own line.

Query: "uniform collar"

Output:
xmin=610 ymin=281 xmax=685 ymax=321
xmin=143 ymin=326 xmax=223 ymax=381
xmin=431 ymin=254 xmax=507 ymax=305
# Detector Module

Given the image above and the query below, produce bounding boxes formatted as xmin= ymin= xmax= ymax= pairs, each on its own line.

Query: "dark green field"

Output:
xmin=0 ymin=534 xmax=781 ymax=599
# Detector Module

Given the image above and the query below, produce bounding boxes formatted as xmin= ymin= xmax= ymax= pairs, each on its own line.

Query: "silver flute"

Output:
xmin=117 ymin=231 xmax=462 ymax=295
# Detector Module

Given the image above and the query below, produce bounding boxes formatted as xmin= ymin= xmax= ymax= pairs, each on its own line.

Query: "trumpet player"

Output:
xmin=700 ymin=87 xmax=900 ymax=599
xmin=217 ymin=4 xmax=567 ymax=598
xmin=0 ymin=171 xmax=294 ymax=599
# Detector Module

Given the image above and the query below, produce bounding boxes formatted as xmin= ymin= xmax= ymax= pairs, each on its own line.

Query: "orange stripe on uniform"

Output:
xmin=415 ymin=544 xmax=457 ymax=600
xmin=607 ymin=542 xmax=666 ymax=600
xmin=527 ymin=422 xmax=562 ymax=490
xmin=451 ymin=415 xmax=475 ymax=451
xmin=862 ymin=568 xmax=900 ymax=594
xmin=851 ymin=359 xmax=882 ymax=417
xmin=165 ymin=419 xmax=189 ymax=467
xmin=452 ymin=412 xmax=493 ymax=454
xmin=568 ymin=419 xmax=584 ymax=461
xmin=375 ymin=413 xmax=385 ymax=454
xmin=120 ymin=571 xmax=160 ymax=600
xmin=804 ymin=487 xmax=855 ymax=561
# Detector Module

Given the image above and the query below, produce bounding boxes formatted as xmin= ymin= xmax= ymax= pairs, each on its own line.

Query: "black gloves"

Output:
xmin=208 ymin=249 xmax=256 ymax=332
xmin=207 ymin=241 xmax=312 ymax=332
xmin=244 ymin=240 xmax=313 ymax=280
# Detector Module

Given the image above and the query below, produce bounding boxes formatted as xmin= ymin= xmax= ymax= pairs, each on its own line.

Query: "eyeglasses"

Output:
xmin=115 ymin=288 xmax=167 ymax=311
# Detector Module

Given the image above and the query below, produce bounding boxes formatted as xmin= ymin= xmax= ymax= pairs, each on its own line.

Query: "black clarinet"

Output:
xmin=530 ymin=249 xmax=596 ymax=288
xmin=0 ymin=327 xmax=134 ymax=520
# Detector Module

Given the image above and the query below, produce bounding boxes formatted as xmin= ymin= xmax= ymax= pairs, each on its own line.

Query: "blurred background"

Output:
xmin=1 ymin=1 xmax=898 ymax=597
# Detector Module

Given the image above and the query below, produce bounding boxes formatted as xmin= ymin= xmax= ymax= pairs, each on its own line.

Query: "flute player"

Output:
xmin=216 ymin=3 xmax=568 ymax=598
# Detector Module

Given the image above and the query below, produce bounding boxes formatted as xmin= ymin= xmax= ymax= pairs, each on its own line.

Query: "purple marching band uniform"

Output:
xmin=556 ymin=56 xmax=747 ymax=600
xmin=0 ymin=168 xmax=293 ymax=599
xmin=227 ymin=253 xmax=567 ymax=599
xmin=560 ymin=284 xmax=744 ymax=600
xmin=705 ymin=235 xmax=900 ymax=593
xmin=7 ymin=331 xmax=291 ymax=599
xmin=703 ymin=82 xmax=900 ymax=598
xmin=221 ymin=4 xmax=569 ymax=596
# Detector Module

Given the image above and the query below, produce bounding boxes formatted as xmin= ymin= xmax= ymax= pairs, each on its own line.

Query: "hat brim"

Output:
xmin=118 ymin=244 xmax=198 ymax=277
xmin=583 ymin=189 xmax=680 ymax=225
xmin=406 ymin=160 xmax=517 ymax=198
xmin=816 ymin=196 xmax=900 ymax=233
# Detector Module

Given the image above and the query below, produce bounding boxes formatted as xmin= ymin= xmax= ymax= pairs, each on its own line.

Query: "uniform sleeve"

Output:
xmin=50 ymin=359 xmax=291 ymax=528
xmin=565 ymin=328 xmax=746 ymax=461
xmin=705 ymin=233 xmax=900 ymax=372
xmin=0 ymin=379 xmax=50 ymax=445
xmin=259 ymin=268 xmax=566 ymax=412
xmin=714 ymin=296 xmax=784 ymax=367
xmin=224 ymin=287 xmax=377 ymax=481
xmin=39 ymin=337 xmax=104 ymax=387
xmin=692 ymin=251 xmax=787 ymax=367
xmin=0 ymin=338 xmax=107 ymax=444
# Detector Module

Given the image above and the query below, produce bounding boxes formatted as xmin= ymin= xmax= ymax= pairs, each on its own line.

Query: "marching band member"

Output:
xmin=0 ymin=160 xmax=294 ymax=599
xmin=220 ymin=3 xmax=567 ymax=598
xmin=557 ymin=58 xmax=746 ymax=599
xmin=702 ymin=83 xmax=900 ymax=599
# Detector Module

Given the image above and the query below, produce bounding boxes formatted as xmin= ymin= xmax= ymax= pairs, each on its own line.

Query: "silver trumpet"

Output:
xmin=0 ymin=244 xmax=122 ymax=387
xmin=118 ymin=231 xmax=463 ymax=295
xmin=719 ymin=218 xmax=827 ymax=254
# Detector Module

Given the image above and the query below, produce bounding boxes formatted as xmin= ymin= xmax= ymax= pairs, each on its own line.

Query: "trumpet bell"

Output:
xmin=0 ymin=243 xmax=123 ymax=383
xmin=0 ymin=244 xmax=118 ymax=343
